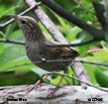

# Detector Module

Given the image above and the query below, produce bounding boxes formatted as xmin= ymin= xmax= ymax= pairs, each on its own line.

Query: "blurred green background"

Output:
xmin=0 ymin=0 xmax=108 ymax=87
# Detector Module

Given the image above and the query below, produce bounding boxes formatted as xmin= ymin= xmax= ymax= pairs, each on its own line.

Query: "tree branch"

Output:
xmin=92 ymin=1 xmax=106 ymax=28
xmin=47 ymin=39 xmax=96 ymax=47
xmin=39 ymin=0 xmax=105 ymax=40
xmin=0 ymin=85 xmax=108 ymax=104
xmin=0 ymin=2 xmax=42 ymax=29
xmin=0 ymin=39 xmax=25 ymax=45
xmin=42 ymin=72 xmax=108 ymax=93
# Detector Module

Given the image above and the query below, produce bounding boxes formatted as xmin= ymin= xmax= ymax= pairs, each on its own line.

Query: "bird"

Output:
xmin=8 ymin=14 xmax=79 ymax=96
xmin=8 ymin=15 xmax=79 ymax=71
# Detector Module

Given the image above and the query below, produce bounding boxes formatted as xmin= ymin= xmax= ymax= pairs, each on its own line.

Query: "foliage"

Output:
xmin=0 ymin=0 xmax=108 ymax=87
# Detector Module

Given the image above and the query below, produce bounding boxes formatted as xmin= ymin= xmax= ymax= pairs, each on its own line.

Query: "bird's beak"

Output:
xmin=7 ymin=14 xmax=18 ymax=20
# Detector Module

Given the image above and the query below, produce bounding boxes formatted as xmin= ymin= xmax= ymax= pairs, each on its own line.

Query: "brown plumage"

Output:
xmin=9 ymin=15 xmax=79 ymax=71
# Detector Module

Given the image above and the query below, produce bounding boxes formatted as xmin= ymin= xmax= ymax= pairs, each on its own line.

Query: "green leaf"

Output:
xmin=5 ymin=23 xmax=17 ymax=39
xmin=31 ymin=68 xmax=52 ymax=80
xmin=90 ymin=0 xmax=99 ymax=3
xmin=82 ymin=50 xmax=108 ymax=84
xmin=0 ymin=44 xmax=36 ymax=72
xmin=0 ymin=31 xmax=5 ymax=38
xmin=0 ymin=43 xmax=5 ymax=55
xmin=104 ymin=0 xmax=108 ymax=9
xmin=0 ymin=71 xmax=39 ymax=86
xmin=94 ymin=65 xmax=108 ymax=87
xmin=38 ymin=22 xmax=52 ymax=39
xmin=9 ymin=30 xmax=24 ymax=41
xmin=0 ymin=6 xmax=15 ymax=18
xmin=31 ymin=68 xmax=48 ymax=76
xmin=0 ymin=59 xmax=35 ymax=72
xmin=54 ymin=0 xmax=77 ymax=10
xmin=83 ymin=64 xmax=97 ymax=84
xmin=86 ymin=50 xmax=108 ymax=61
xmin=105 ymin=32 xmax=108 ymax=43
xmin=67 ymin=27 xmax=82 ymax=41
xmin=0 ymin=44 xmax=26 ymax=66
xmin=51 ymin=71 xmax=66 ymax=85
xmin=51 ymin=67 xmax=77 ymax=85
xmin=54 ymin=13 xmax=68 ymax=31
xmin=76 ymin=33 xmax=98 ymax=54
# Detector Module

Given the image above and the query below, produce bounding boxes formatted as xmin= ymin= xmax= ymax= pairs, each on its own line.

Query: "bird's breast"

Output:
xmin=25 ymin=41 xmax=42 ymax=61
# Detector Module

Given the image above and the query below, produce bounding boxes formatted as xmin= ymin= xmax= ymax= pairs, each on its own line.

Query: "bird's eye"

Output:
xmin=21 ymin=20 xmax=26 ymax=24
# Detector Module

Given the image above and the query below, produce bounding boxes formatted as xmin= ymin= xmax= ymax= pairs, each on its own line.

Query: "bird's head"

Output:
xmin=8 ymin=14 xmax=44 ymax=41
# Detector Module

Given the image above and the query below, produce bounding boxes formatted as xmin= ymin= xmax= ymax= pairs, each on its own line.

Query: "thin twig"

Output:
xmin=1 ymin=58 xmax=108 ymax=72
xmin=0 ymin=39 xmax=96 ymax=47
xmin=47 ymin=39 xmax=96 ymax=47
xmin=0 ymin=39 xmax=25 ymax=45
xmin=41 ymin=72 xmax=108 ymax=93
xmin=0 ymin=2 xmax=42 ymax=29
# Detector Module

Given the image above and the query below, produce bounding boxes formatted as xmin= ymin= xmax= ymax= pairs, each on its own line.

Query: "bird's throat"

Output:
xmin=23 ymin=29 xmax=45 ymax=42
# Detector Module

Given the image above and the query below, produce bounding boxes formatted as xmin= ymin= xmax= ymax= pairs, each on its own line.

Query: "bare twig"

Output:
xmin=47 ymin=39 xmax=96 ymax=47
xmin=0 ymin=2 xmax=42 ymax=29
xmin=0 ymin=39 xmax=25 ymax=45
xmin=0 ymin=39 xmax=96 ymax=47
xmin=39 ymin=0 xmax=105 ymax=40
xmin=42 ymin=72 xmax=108 ymax=93
xmin=1 ymin=58 xmax=108 ymax=72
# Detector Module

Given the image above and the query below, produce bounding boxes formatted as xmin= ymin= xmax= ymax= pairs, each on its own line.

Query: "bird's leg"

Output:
xmin=58 ymin=74 xmax=65 ymax=85
xmin=47 ymin=76 xmax=64 ymax=97
xmin=48 ymin=69 xmax=67 ymax=97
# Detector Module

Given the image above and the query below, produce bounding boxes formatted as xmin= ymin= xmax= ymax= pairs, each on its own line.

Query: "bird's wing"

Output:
xmin=47 ymin=47 xmax=79 ymax=59
xmin=41 ymin=38 xmax=79 ymax=59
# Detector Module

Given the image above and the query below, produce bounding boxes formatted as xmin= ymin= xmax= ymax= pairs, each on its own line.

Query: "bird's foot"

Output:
xmin=47 ymin=85 xmax=61 ymax=98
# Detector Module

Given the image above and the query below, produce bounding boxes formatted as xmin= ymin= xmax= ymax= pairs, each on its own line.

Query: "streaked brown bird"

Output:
xmin=8 ymin=15 xmax=79 ymax=96
xmin=9 ymin=15 xmax=79 ymax=71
